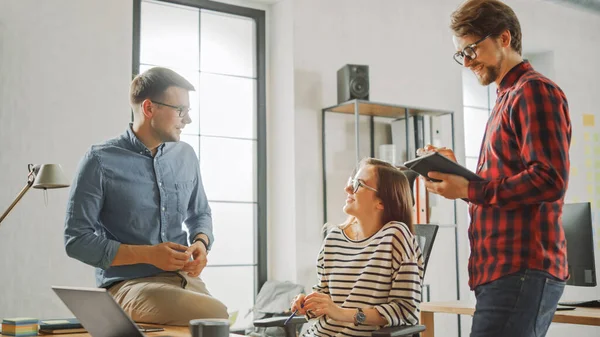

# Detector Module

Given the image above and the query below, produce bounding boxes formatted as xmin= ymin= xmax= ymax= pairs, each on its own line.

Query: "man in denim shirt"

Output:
xmin=64 ymin=67 xmax=227 ymax=325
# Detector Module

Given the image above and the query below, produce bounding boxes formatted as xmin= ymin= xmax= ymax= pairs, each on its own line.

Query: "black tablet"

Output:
xmin=403 ymin=152 xmax=484 ymax=182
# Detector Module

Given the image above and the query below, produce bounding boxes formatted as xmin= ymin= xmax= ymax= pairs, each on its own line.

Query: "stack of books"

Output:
xmin=38 ymin=318 xmax=85 ymax=334
xmin=1 ymin=317 xmax=39 ymax=336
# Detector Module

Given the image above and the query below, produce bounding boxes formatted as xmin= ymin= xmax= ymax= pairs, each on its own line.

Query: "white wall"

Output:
xmin=267 ymin=0 xmax=298 ymax=283
xmin=0 ymin=0 xmax=132 ymax=318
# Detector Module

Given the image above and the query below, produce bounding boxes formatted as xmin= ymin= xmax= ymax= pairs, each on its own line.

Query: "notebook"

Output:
xmin=404 ymin=151 xmax=484 ymax=182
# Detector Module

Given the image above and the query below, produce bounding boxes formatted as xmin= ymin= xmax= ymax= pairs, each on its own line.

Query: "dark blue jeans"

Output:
xmin=471 ymin=269 xmax=565 ymax=337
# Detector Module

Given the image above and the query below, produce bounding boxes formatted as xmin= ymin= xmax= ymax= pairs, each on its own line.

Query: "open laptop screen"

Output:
xmin=52 ymin=286 xmax=145 ymax=337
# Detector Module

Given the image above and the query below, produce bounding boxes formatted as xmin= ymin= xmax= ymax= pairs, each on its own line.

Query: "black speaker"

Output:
xmin=337 ymin=64 xmax=369 ymax=103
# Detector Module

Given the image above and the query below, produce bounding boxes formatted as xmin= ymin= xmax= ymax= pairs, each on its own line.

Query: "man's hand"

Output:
xmin=417 ymin=144 xmax=467 ymax=199
xmin=182 ymin=241 xmax=208 ymax=277
xmin=424 ymin=172 xmax=469 ymax=200
xmin=417 ymin=144 xmax=457 ymax=162
xmin=149 ymin=242 xmax=191 ymax=271
xmin=302 ymin=292 xmax=344 ymax=321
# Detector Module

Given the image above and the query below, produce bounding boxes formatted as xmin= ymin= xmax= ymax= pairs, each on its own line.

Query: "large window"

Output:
xmin=462 ymin=68 xmax=496 ymax=173
xmin=133 ymin=0 xmax=266 ymax=328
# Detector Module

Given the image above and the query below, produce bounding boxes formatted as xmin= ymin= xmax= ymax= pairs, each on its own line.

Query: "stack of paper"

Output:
xmin=38 ymin=318 xmax=85 ymax=334
xmin=1 ymin=317 xmax=39 ymax=336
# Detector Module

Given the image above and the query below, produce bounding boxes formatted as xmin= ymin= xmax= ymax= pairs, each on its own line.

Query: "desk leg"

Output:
xmin=420 ymin=311 xmax=434 ymax=337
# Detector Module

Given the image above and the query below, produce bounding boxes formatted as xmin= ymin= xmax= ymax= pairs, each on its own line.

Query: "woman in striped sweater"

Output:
xmin=291 ymin=158 xmax=424 ymax=337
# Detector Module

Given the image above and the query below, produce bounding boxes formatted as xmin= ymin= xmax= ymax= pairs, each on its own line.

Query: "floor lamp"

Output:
xmin=0 ymin=164 xmax=70 ymax=225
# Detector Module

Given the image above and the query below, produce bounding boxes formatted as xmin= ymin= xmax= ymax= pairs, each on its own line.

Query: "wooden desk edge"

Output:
xmin=420 ymin=301 xmax=600 ymax=327
xmin=421 ymin=301 xmax=475 ymax=316
xmin=0 ymin=325 xmax=246 ymax=337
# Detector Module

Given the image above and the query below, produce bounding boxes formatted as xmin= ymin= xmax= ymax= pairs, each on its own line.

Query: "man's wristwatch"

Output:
xmin=193 ymin=237 xmax=209 ymax=251
xmin=353 ymin=308 xmax=366 ymax=326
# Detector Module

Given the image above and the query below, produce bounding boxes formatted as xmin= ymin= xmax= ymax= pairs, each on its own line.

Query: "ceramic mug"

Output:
xmin=189 ymin=319 xmax=230 ymax=337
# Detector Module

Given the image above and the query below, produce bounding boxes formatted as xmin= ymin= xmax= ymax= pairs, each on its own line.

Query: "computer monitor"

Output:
xmin=562 ymin=202 xmax=597 ymax=287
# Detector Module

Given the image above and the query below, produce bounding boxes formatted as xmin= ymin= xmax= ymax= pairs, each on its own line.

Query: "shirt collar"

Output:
xmin=126 ymin=123 xmax=165 ymax=156
xmin=497 ymin=60 xmax=532 ymax=94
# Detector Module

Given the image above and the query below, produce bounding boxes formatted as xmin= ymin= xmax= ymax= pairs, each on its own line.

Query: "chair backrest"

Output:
xmin=413 ymin=224 xmax=438 ymax=278
xmin=398 ymin=167 xmax=418 ymax=206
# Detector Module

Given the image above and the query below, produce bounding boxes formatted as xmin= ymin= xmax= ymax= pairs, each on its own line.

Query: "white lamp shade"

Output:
xmin=32 ymin=164 xmax=70 ymax=189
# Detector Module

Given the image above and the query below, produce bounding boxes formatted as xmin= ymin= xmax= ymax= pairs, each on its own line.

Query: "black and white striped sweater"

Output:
xmin=306 ymin=221 xmax=424 ymax=337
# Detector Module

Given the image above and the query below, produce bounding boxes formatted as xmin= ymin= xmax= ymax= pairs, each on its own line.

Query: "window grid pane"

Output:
xmin=463 ymin=107 xmax=490 ymax=157
xmin=141 ymin=1 xmax=199 ymax=71
xmin=202 ymin=266 xmax=255 ymax=329
xmin=208 ymin=202 xmax=256 ymax=265
xmin=200 ymin=73 xmax=257 ymax=139
xmin=139 ymin=0 xmax=262 ymax=319
xmin=200 ymin=10 xmax=256 ymax=78
xmin=200 ymin=136 xmax=257 ymax=203
xmin=463 ymin=68 xmax=490 ymax=231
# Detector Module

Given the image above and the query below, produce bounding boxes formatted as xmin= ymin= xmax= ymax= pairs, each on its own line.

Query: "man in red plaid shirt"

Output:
xmin=424 ymin=1 xmax=571 ymax=336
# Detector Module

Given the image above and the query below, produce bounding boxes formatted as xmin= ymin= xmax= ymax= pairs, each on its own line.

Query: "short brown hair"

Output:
xmin=450 ymin=0 xmax=522 ymax=55
xmin=129 ymin=67 xmax=195 ymax=105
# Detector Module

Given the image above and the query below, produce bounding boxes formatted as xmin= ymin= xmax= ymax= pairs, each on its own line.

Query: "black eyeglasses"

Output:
xmin=453 ymin=34 xmax=491 ymax=65
xmin=348 ymin=178 xmax=378 ymax=193
xmin=150 ymin=100 xmax=191 ymax=118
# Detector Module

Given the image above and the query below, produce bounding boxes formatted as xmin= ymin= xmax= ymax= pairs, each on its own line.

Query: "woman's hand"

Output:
xmin=302 ymin=292 xmax=344 ymax=321
xmin=291 ymin=294 xmax=307 ymax=315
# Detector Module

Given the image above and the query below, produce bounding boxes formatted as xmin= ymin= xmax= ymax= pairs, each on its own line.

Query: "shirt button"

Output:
xmin=140 ymin=151 xmax=144 ymax=154
xmin=159 ymin=182 xmax=162 ymax=187
xmin=162 ymin=207 xmax=165 ymax=212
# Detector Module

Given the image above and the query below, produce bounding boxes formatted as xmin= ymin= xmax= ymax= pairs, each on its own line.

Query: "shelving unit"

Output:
xmin=321 ymin=99 xmax=455 ymax=223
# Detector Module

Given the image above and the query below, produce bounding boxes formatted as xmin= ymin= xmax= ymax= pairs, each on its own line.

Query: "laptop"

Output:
xmin=52 ymin=286 xmax=169 ymax=337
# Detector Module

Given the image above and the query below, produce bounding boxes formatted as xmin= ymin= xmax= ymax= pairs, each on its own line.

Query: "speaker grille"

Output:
xmin=350 ymin=76 xmax=369 ymax=99
xmin=337 ymin=64 xmax=369 ymax=103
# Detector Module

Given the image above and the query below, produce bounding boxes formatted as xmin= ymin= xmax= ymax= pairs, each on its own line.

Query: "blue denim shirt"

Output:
xmin=64 ymin=124 xmax=213 ymax=288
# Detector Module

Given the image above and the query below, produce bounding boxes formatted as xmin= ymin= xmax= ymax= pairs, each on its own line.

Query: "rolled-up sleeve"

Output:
xmin=185 ymin=161 xmax=214 ymax=249
xmin=373 ymin=231 xmax=422 ymax=327
xmin=373 ymin=259 xmax=421 ymax=326
xmin=64 ymin=150 xmax=120 ymax=269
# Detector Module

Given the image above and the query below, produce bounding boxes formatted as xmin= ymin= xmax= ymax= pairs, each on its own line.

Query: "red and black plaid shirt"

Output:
xmin=466 ymin=61 xmax=571 ymax=289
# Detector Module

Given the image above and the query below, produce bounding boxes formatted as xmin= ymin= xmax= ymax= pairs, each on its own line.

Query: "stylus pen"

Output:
xmin=284 ymin=309 xmax=298 ymax=325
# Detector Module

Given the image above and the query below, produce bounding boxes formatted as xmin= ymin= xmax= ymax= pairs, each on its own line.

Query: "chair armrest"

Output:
xmin=372 ymin=325 xmax=426 ymax=337
xmin=254 ymin=316 xmax=308 ymax=327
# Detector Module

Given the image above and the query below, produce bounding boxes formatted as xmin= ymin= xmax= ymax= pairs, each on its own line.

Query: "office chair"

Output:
xmin=254 ymin=224 xmax=439 ymax=337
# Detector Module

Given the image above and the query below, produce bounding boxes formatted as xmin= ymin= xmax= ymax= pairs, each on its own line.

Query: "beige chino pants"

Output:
xmin=108 ymin=271 xmax=228 ymax=326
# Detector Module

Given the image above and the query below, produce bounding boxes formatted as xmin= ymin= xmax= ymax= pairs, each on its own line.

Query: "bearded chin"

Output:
xmin=479 ymin=67 xmax=496 ymax=85
xmin=479 ymin=55 xmax=503 ymax=86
